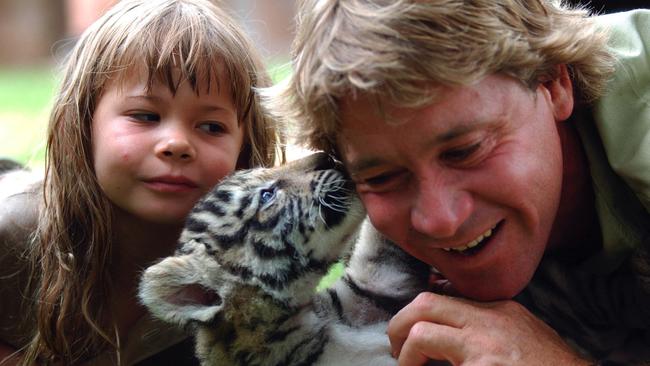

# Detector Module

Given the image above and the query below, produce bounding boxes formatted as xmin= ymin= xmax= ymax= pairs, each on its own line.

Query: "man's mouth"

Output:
xmin=441 ymin=221 xmax=502 ymax=255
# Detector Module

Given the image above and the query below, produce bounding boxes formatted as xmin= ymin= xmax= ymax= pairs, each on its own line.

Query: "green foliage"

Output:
xmin=0 ymin=62 xmax=293 ymax=169
xmin=268 ymin=61 xmax=292 ymax=84
xmin=0 ymin=68 xmax=57 ymax=114
xmin=316 ymin=262 xmax=345 ymax=292
xmin=0 ymin=67 xmax=56 ymax=168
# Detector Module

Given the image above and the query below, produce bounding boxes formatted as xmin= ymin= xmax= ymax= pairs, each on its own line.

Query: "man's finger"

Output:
xmin=388 ymin=292 xmax=472 ymax=357
xmin=397 ymin=321 xmax=462 ymax=366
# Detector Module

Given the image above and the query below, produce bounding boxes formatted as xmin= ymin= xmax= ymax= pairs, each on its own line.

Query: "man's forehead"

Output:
xmin=338 ymin=86 xmax=450 ymax=125
xmin=336 ymin=78 xmax=517 ymax=174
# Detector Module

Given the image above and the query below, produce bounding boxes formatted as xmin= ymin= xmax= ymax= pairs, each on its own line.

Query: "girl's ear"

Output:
xmin=541 ymin=64 xmax=574 ymax=122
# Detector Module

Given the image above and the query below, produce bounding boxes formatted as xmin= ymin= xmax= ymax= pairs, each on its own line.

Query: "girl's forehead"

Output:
xmin=109 ymin=60 xmax=229 ymax=96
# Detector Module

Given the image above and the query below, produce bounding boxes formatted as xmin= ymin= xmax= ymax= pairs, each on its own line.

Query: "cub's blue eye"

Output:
xmin=260 ymin=188 xmax=276 ymax=204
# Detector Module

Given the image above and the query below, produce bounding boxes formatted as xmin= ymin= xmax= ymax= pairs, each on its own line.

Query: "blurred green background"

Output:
xmin=0 ymin=66 xmax=56 ymax=169
xmin=0 ymin=0 xmax=297 ymax=171
xmin=0 ymin=63 xmax=292 ymax=171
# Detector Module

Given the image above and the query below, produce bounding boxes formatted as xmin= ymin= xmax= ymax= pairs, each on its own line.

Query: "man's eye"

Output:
xmin=440 ymin=143 xmax=481 ymax=162
xmin=364 ymin=173 xmax=395 ymax=187
xmin=198 ymin=122 xmax=226 ymax=135
xmin=357 ymin=171 xmax=406 ymax=192
xmin=130 ymin=113 xmax=160 ymax=122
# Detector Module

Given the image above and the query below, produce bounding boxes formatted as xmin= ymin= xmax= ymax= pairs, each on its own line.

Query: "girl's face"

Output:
xmin=92 ymin=68 xmax=244 ymax=225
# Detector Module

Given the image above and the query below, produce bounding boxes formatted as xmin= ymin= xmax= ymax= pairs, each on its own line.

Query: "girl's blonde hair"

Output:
xmin=270 ymin=0 xmax=616 ymax=154
xmin=23 ymin=0 xmax=283 ymax=364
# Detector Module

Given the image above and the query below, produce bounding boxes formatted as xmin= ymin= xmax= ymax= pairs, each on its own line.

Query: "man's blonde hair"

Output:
xmin=23 ymin=0 xmax=283 ymax=364
xmin=271 ymin=0 xmax=615 ymax=154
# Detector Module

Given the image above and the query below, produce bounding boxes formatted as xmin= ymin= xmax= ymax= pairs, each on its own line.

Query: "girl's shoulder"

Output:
xmin=0 ymin=168 xmax=41 ymax=258
xmin=0 ymin=169 xmax=41 ymax=349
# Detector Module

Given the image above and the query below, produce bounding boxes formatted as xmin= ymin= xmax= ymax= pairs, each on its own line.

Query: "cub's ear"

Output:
xmin=138 ymin=248 xmax=231 ymax=326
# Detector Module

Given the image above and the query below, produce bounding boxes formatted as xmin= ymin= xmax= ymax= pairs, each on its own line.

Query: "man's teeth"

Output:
xmin=442 ymin=226 xmax=495 ymax=252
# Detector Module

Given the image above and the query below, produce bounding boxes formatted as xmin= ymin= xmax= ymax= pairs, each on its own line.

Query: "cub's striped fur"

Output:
xmin=139 ymin=152 xmax=429 ymax=365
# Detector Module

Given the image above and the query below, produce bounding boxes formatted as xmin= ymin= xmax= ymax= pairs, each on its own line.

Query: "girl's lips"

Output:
xmin=144 ymin=176 xmax=199 ymax=193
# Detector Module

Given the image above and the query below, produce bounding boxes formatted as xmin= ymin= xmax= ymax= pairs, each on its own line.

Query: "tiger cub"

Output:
xmin=139 ymin=152 xmax=429 ymax=366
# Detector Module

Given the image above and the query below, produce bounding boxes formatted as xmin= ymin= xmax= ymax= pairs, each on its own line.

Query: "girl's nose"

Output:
xmin=155 ymin=136 xmax=196 ymax=161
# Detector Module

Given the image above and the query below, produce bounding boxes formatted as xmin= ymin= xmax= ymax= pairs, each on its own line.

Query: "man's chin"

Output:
xmin=450 ymin=280 xmax=525 ymax=301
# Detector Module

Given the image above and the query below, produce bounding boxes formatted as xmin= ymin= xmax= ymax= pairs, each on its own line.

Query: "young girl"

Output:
xmin=0 ymin=0 xmax=284 ymax=364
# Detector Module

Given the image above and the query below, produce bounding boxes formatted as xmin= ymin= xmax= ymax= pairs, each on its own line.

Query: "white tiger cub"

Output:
xmin=139 ymin=152 xmax=430 ymax=366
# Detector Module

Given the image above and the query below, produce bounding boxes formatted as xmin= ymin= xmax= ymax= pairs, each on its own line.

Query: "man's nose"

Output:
xmin=155 ymin=127 xmax=196 ymax=161
xmin=410 ymin=180 xmax=472 ymax=239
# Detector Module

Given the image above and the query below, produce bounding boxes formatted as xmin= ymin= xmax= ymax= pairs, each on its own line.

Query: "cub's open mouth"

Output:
xmin=167 ymin=284 xmax=222 ymax=307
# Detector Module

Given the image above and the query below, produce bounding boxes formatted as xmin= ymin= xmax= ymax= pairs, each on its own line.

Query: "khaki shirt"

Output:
xmin=517 ymin=10 xmax=650 ymax=363
xmin=577 ymin=9 xmax=650 ymax=272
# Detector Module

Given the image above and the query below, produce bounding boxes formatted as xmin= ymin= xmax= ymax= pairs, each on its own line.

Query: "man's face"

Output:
xmin=338 ymin=74 xmax=565 ymax=301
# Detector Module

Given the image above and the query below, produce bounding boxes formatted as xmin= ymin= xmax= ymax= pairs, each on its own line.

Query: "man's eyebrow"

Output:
xmin=346 ymin=157 xmax=384 ymax=177
xmin=435 ymin=124 xmax=477 ymax=143
xmin=346 ymin=121 xmax=497 ymax=176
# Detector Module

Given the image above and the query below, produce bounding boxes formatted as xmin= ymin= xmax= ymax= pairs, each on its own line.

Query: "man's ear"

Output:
xmin=540 ymin=64 xmax=574 ymax=122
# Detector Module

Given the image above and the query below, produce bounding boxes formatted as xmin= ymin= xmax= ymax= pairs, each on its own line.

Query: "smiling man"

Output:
xmin=271 ymin=0 xmax=650 ymax=364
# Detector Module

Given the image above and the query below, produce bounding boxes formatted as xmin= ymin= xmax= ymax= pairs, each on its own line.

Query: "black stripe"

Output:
xmin=258 ymin=272 xmax=286 ymax=290
xmin=184 ymin=217 xmax=209 ymax=233
xmin=215 ymin=223 xmax=249 ymax=249
xmin=252 ymin=239 xmax=282 ymax=259
xmin=254 ymin=257 xmax=330 ymax=291
xmin=266 ymin=325 xmax=300 ymax=343
xmin=343 ymin=274 xmax=409 ymax=315
xmin=223 ymin=263 xmax=253 ymax=281
xmin=275 ymin=327 xmax=328 ymax=366
xmin=252 ymin=238 xmax=295 ymax=259
xmin=327 ymin=288 xmax=344 ymax=320
xmin=235 ymin=195 xmax=252 ymax=218
xmin=234 ymin=349 xmax=255 ymax=365
xmin=198 ymin=199 xmax=226 ymax=216
xmin=251 ymin=207 xmax=284 ymax=230
xmin=214 ymin=190 xmax=232 ymax=203
xmin=281 ymin=236 xmax=298 ymax=259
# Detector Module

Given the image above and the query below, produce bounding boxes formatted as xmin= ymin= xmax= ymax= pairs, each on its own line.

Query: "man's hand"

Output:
xmin=387 ymin=292 xmax=591 ymax=365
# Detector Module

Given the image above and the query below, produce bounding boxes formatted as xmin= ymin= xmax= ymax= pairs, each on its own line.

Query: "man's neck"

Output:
xmin=547 ymin=120 xmax=601 ymax=260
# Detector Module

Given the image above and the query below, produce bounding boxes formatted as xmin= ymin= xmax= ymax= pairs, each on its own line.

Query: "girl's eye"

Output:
xmin=259 ymin=187 xmax=276 ymax=204
xmin=440 ymin=143 xmax=482 ymax=163
xmin=198 ymin=122 xmax=226 ymax=135
xmin=130 ymin=113 xmax=160 ymax=122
